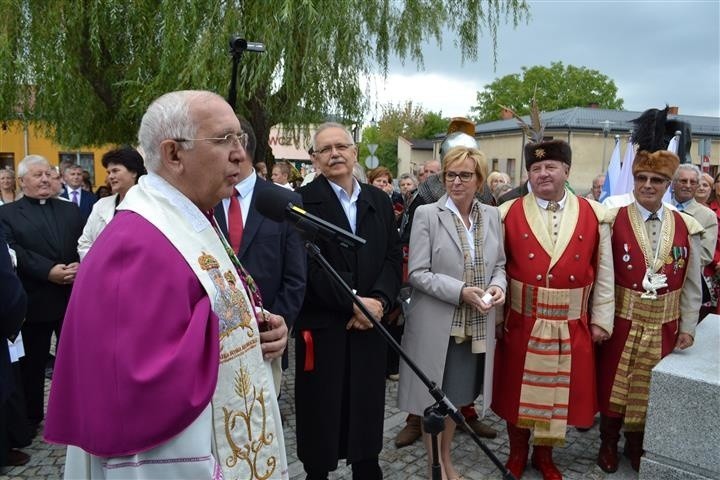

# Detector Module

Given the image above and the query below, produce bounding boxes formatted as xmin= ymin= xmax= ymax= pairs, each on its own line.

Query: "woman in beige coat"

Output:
xmin=398 ymin=146 xmax=506 ymax=480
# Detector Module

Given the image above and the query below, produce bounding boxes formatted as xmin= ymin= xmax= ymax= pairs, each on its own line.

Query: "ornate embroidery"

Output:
xmin=198 ymin=252 xmax=254 ymax=338
xmin=222 ymin=367 xmax=277 ymax=480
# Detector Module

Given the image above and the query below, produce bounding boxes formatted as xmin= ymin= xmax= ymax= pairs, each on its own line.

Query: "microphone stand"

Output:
xmin=303 ymin=241 xmax=515 ymax=480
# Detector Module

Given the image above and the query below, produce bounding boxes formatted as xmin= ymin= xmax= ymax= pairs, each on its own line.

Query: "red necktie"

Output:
xmin=228 ymin=194 xmax=244 ymax=253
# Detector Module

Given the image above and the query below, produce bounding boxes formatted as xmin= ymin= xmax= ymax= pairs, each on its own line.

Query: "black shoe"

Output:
xmin=6 ymin=449 xmax=30 ymax=466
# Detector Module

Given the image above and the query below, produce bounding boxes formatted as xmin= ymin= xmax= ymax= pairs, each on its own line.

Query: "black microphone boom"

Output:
xmin=255 ymin=187 xmax=366 ymax=251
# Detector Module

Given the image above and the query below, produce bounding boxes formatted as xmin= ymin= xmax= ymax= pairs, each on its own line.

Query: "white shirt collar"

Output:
xmin=143 ymin=173 xmax=210 ymax=233
xmin=327 ymin=177 xmax=361 ymax=203
xmin=635 ymin=201 xmax=665 ymax=221
xmin=235 ymin=170 xmax=257 ymax=198
xmin=535 ymin=190 xmax=568 ymax=211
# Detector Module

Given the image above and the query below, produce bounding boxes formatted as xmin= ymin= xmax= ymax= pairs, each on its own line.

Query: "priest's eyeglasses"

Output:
xmin=173 ymin=132 xmax=248 ymax=149
xmin=444 ymin=171 xmax=475 ymax=182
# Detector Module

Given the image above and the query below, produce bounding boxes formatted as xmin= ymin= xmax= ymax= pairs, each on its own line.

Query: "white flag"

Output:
xmin=663 ymin=133 xmax=681 ymax=204
xmin=616 ymin=140 xmax=636 ymax=195
xmin=599 ymin=139 xmax=622 ymax=201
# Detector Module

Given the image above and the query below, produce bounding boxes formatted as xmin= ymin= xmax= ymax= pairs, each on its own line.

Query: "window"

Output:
xmin=59 ymin=152 xmax=95 ymax=185
xmin=0 ymin=152 xmax=14 ymax=170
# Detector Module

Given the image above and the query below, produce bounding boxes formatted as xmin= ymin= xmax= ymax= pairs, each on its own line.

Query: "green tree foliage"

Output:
xmin=0 ymin=0 xmax=528 ymax=162
xmin=358 ymin=101 xmax=448 ymax=175
xmin=471 ymin=61 xmax=624 ymax=122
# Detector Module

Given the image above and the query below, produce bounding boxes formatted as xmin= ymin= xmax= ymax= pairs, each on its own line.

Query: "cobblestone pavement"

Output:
xmin=1 ymin=342 xmax=638 ymax=480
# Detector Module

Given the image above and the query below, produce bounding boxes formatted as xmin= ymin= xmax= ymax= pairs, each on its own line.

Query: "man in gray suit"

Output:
xmin=671 ymin=163 xmax=718 ymax=319
xmin=671 ymin=164 xmax=717 ymax=268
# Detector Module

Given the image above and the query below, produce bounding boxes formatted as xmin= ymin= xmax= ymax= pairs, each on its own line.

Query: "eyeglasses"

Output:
xmin=173 ymin=132 xmax=248 ymax=149
xmin=634 ymin=174 xmax=668 ymax=185
xmin=676 ymin=179 xmax=698 ymax=186
xmin=314 ymin=143 xmax=354 ymax=156
xmin=444 ymin=171 xmax=476 ymax=182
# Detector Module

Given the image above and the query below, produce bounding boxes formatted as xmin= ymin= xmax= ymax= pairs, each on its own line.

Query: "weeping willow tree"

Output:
xmin=0 ymin=0 xmax=529 ymax=162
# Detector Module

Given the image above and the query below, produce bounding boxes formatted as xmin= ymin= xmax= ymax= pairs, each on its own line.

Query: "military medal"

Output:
xmin=622 ymin=243 xmax=631 ymax=263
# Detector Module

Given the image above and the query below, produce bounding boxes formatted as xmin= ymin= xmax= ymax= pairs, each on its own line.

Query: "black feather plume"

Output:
xmin=631 ymin=106 xmax=669 ymax=152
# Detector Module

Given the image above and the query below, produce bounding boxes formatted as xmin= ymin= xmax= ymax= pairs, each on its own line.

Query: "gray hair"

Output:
xmin=398 ymin=172 xmax=417 ymax=186
xmin=138 ymin=90 xmax=221 ymax=173
xmin=353 ymin=163 xmax=367 ymax=183
xmin=312 ymin=122 xmax=354 ymax=149
xmin=17 ymin=155 xmax=50 ymax=178
xmin=673 ymin=163 xmax=701 ymax=182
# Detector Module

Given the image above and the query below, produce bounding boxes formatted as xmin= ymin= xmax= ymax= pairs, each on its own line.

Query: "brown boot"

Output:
xmin=531 ymin=446 xmax=563 ymax=480
xmin=623 ymin=430 xmax=645 ymax=472
xmin=463 ymin=417 xmax=498 ymax=438
xmin=394 ymin=414 xmax=422 ymax=448
xmin=505 ymin=422 xmax=531 ymax=478
xmin=597 ymin=415 xmax=622 ymax=473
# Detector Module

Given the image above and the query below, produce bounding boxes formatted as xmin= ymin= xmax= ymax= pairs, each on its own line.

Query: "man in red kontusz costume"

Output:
xmin=596 ymin=107 xmax=701 ymax=473
xmin=493 ymin=137 xmax=615 ymax=480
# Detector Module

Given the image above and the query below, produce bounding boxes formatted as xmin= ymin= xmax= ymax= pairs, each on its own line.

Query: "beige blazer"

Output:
xmin=682 ymin=198 xmax=718 ymax=267
xmin=397 ymin=194 xmax=506 ymax=416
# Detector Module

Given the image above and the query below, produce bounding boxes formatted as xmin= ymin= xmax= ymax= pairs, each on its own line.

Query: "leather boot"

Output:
xmin=623 ymin=430 xmax=645 ymax=472
xmin=531 ymin=446 xmax=563 ymax=480
xmin=394 ymin=414 xmax=422 ymax=448
xmin=505 ymin=422 xmax=531 ymax=479
xmin=596 ymin=415 xmax=622 ymax=473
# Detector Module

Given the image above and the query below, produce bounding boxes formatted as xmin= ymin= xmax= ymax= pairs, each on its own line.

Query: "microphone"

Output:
xmin=255 ymin=186 xmax=366 ymax=251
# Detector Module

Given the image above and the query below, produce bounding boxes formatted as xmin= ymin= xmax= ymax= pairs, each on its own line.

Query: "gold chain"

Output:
xmin=627 ymin=203 xmax=674 ymax=272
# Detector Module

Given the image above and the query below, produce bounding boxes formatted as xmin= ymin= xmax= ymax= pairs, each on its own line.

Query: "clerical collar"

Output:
xmin=636 ymin=202 xmax=664 ymax=222
xmin=535 ymin=190 xmax=567 ymax=211
xmin=24 ymin=196 xmax=49 ymax=206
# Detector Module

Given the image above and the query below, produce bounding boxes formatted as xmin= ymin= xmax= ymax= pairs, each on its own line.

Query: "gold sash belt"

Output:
xmin=609 ymin=286 xmax=680 ymax=430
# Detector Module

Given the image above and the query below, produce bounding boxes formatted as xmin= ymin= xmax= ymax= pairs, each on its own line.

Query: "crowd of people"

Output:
xmin=0 ymin=95 xmax=714 ymax=480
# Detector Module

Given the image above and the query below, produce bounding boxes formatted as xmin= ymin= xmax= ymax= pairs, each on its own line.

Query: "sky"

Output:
xmin=363 ymin=0 xmax=720 ymax=121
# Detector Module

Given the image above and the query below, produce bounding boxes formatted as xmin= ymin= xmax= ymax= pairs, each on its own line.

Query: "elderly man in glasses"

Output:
xmin=595 ymin=107 xmax=702 ymax=474
xmin=493 ymin=136 xmax=615 ymax=480
xmin=294 ymin=122 xmax=402 ymax=480
xmin=44 ymin=90 xmax=289 ymax=479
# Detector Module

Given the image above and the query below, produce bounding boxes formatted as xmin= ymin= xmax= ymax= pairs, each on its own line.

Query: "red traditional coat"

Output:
xmin=597 ymin=206 xmax=689 ymax=419
xmin=492 ymin=194 xmax=604 ymax=428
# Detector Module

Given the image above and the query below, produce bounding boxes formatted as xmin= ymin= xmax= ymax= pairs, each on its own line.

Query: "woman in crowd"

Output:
xmin=0 ymin=168 xmax=20 ymax=204
xmin=701 ymin=172 xmax=720 ymax=316
xmin=398 ymin=146 xmax=506 ymax=480
xmin=398 ymin=173 xmax=418 ymax=198
xmin=369 ymin=166 xmax=404 ymax=219
xmin=695 ymin=172 xmax=714 ymax=204
xmin=77 ymin=147 xmax=146 ymax=260
xmin=486 ymin=171 xmax=511 ymax=205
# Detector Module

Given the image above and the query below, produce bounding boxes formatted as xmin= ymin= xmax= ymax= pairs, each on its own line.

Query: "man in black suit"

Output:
xmin=0 ymin=155 xmax=83 ymax=427
xmin=0 ymin=224 xmax=29 ymax=467
xmin=295 ymin=122 xmax=402 ymax=480
xmin=60 ymin=164 xmax=96 ymax=223
xmin=213 ymin=119 xmax=306 ymax=377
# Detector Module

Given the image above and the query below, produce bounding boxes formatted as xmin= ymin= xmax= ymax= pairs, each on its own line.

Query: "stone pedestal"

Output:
xmin=640 ymin=314 xmax=720 ymax=479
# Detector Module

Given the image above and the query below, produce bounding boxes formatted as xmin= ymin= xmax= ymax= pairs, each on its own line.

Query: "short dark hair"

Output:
xmin=238 ymin=117 xmax=257 ymax=161
xmin=101 ymin=146 xmax=147 ymax=180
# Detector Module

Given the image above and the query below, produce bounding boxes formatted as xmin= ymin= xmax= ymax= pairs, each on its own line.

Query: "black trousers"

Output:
xmin=19 ymin=322 xmax=57 ymax=424
xmin=305 ymin=457 xmax=382 ymax=480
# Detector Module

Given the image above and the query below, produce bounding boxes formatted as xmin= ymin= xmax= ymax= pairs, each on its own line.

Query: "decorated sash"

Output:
xmin=119 ymin=175 xmax=288 ymax=480
xmin=513 ymin=279 xmax=592 ymax=446
xmin=608 ymin=205 xmax=688 ymax=432
xmin=609 ymin=287 xmax=680 ymax=429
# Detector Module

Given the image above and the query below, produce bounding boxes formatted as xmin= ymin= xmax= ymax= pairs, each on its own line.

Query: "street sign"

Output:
xmin=365 ymin=155 xmax=379 ymax=168
xmin=367 ymin=144 xmax=378 ymax=155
